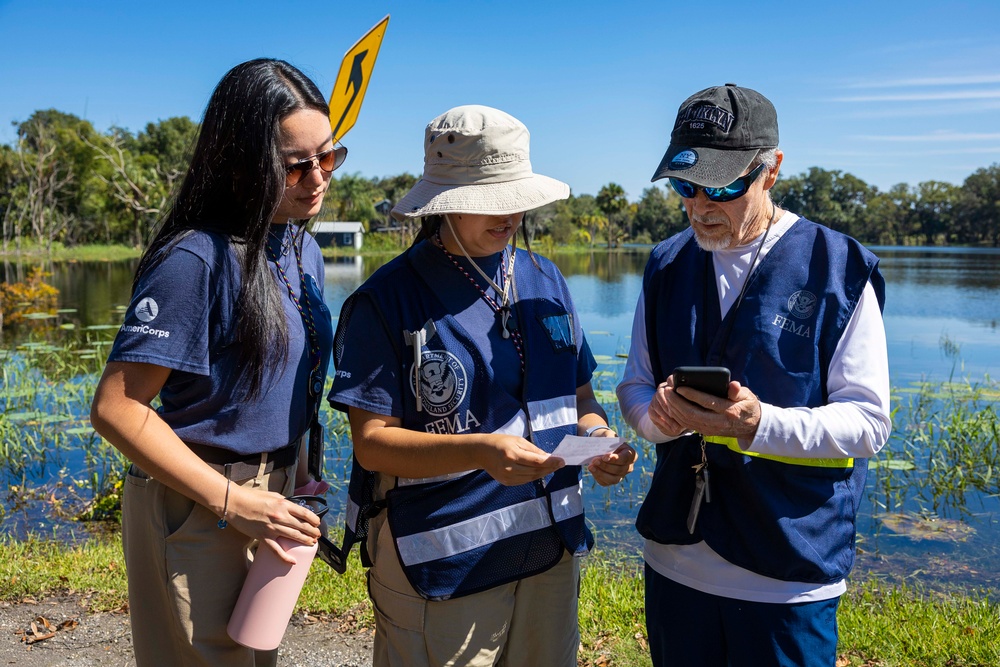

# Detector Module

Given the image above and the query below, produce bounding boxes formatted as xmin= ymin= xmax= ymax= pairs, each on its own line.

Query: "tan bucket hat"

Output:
xmin=391 ymin=105 xmax=570 ymax=221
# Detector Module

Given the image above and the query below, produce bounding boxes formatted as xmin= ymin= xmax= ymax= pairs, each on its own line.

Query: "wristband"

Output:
xmin=584 ymin=425 xmax=614 ymax=437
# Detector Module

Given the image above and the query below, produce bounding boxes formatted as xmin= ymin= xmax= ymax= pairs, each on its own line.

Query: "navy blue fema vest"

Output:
xmin=337 ymin=240 xmax=592 ymax=600
xmin=635 ymin=217 xmax=885 ymax=584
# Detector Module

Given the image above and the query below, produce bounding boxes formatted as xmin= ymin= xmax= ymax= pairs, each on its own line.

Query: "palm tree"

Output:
xmin=597 ymin=183 xmax=628 ymax=249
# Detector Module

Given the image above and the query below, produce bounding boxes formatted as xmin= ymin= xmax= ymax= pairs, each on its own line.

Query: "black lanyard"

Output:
xmin=702 ymin=208 xmax=776 ymax=363
xmin=268 ymin=229 xmax=322 ymax=399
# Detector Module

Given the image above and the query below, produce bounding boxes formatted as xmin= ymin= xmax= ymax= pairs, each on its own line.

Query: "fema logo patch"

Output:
xmin=669 ymin=149 xmax=698 ymax=170
xmin=411 ymin=350 xmax=468 ymax=416
xmin=135 ymin=297 xmax=159 ymax=323
xmin=787 ymin=291 xmax=818 ymax=319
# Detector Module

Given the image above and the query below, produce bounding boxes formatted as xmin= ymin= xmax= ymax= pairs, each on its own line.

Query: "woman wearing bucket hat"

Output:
xmin=329 ymin=105 xmax=637 ymax=666
xmin=90 ymin=59 xmax=344 ymax=666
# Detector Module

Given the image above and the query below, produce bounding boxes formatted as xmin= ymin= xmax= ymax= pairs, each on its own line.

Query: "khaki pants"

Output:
xmin=122 ymin=458 xmax=295 ymax=667
xmin=367 ymin=510 xmax=581 ymax=667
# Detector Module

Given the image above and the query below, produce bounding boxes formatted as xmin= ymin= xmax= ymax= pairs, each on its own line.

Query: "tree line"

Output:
xmin=2 ymin=109 xmax=999 ymax=251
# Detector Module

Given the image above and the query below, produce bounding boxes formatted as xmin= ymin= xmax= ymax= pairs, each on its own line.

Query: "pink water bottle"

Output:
xmin=227 ymin=495 xmax=327 ymax=650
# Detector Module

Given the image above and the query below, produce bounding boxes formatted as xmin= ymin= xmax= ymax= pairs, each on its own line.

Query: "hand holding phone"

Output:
xmin=672 ymin=366 xmax=731 ymax=399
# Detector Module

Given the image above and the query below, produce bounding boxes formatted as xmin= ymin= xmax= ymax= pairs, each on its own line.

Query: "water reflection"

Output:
xmin=3 ymin=246 xmax=1000 ymax=593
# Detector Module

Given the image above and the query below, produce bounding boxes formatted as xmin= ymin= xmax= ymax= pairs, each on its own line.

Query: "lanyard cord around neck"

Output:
xmin=267 ymin=226 xmax=323 ymax=397
xmin=705 ymin=204 xmax=779 ymax=362
xmin=434 ymin=227 xmax=525 ymax=372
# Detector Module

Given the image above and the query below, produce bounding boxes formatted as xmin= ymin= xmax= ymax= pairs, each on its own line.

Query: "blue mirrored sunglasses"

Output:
xmin=669 ymin=163 xmax=767 ymax=203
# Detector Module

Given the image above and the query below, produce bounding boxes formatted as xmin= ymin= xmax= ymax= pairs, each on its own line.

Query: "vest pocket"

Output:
xmin=537 ymin=312 xmax=576 ymax=353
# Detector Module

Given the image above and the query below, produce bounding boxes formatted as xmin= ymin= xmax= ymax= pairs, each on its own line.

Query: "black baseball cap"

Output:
xmin=651 ymin=84 xmax=778 ymax=188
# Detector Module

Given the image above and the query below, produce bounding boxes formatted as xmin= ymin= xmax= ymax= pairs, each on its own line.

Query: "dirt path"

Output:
xmin=0 ymin=595 xmax=374 ymax=666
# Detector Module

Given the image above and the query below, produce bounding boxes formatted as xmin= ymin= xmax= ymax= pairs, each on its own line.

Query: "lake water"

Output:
xmin=3 ymin=245 xmax=999 ymax=593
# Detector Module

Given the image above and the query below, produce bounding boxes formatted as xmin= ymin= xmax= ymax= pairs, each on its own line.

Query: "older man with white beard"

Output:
xmin=617 ymin=84 xmax=892 ymax=667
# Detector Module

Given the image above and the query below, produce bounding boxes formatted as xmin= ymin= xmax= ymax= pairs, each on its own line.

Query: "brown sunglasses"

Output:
xmin=284 ymin=145 xmax=348 ymax=187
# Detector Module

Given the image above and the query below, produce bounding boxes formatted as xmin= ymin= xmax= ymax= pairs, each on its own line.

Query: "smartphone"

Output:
xmin=672 ymin=366 xmax=731 ymax=399
xmin=316 ymin=535 xmax=347 ymax=574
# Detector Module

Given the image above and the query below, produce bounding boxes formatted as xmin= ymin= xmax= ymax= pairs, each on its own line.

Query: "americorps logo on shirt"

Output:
xmin=135 ymin=297 xmax=159 ymax=322
xmin=120 ymin=296 xmax=171 ymax=338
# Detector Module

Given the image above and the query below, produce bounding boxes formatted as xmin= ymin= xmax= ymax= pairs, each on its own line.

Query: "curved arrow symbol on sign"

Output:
xmin=333 ymin=50 xmax=368 ymax=140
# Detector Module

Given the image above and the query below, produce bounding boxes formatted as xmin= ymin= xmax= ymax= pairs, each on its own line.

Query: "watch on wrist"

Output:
xmin=584 ymin=425 xmax=614 ymax=437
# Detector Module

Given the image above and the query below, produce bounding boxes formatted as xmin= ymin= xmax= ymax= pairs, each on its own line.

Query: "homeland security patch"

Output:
xmin=787 ymin=290 xmax=818 ymax=319
xmin=410 ymin=350 xmax=468 ymax=416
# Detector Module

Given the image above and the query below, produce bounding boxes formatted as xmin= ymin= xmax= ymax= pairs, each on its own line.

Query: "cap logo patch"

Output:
xmin=669 ymin=149 xmax=698 ymax=170
xmin=675 ymin=104 xmax=734 ymax=133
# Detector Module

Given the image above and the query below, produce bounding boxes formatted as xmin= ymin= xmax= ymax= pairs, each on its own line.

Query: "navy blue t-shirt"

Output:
xmin=108 ymin=226 xmax=333 ymax=455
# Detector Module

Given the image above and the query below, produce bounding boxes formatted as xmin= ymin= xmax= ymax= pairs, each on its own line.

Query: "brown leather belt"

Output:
xmin=186 ymin=442 xmax=299 ymax=480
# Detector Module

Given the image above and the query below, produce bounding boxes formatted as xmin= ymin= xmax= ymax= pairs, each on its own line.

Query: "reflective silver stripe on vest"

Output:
xmin=527 ymin=395 xmax=577 ymax=432
xmin=395 ymin=496 xmax=553 ymax=565
xmin=345 ymin=496 xmax=361 ymax=533
xmin=394 ymin=480 xmax=587 ymax=565
xmin=550 ymin=480 xmax=584 ymax=523
xmin=397 ymin=411 xmax=529 ymax=487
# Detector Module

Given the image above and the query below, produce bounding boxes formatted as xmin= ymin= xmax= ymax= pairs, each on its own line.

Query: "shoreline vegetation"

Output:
xmin=2 ymin=236 xmax=1000 ymax=265
xmin=2 ymin=110 xmax=999 ymax=254
xmin=0 ymin=535 xmax=996 ymax=667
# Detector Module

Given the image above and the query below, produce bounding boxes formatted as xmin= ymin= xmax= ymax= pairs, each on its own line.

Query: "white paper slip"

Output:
xmin=550 ymin=435 xmax=623 ymax=466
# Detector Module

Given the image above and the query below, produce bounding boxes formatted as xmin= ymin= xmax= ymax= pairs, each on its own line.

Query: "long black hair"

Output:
xmin=134 ymin=58 xmax=329 ymax=398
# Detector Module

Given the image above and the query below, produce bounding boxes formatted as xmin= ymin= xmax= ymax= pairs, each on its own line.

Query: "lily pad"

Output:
xmin=869 ymin=459 xmax=916 ymax=471
xmin=878 ymin=512 xmax=975 ymax=543
xmin=22 ymin=312 xmax=56 ymax=320
xmin=594 ymin=390 xmax=618 ymax=403
xmin=5 ymin=411 xmax=46 ymax=423
xmin=588 ymin=330 xmax=613 ymax=336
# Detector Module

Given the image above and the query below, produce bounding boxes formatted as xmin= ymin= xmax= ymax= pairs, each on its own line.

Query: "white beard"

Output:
xmin=691 ymin=216 xmax=734 ymax=251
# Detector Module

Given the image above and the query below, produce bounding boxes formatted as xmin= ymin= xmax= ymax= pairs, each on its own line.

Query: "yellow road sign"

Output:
xmin=329 ymin=15 xmax=390 ymax=141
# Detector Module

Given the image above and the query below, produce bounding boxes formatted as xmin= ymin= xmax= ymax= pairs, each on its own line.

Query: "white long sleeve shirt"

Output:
xmin=616 ymin=212 xmax=891 ymax=603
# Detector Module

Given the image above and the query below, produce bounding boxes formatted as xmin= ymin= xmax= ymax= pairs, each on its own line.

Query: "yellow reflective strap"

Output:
xmin=703 ymin=436 xmax=854 ymax=469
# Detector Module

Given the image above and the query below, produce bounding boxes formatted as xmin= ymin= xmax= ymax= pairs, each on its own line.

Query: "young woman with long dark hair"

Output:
xmin=91 ymin=58 xmax=343 ymax=666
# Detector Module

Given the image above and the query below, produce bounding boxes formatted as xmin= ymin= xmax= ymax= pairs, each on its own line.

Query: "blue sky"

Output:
xmin=2 ymin=0 xmax=998 ymax=202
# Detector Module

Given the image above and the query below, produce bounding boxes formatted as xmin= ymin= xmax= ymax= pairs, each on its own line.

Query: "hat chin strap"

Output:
xmin=443 ymin=214 xmax=517 ymax=336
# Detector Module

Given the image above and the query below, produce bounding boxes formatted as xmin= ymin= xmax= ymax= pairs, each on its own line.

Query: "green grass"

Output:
xmin=1 ymin=535 xmax=998 ymax=666
xmin=838 ymin=579 xmax=1000 ymax=666
xmin=1 ymin=242 xmax=141 ymax=262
